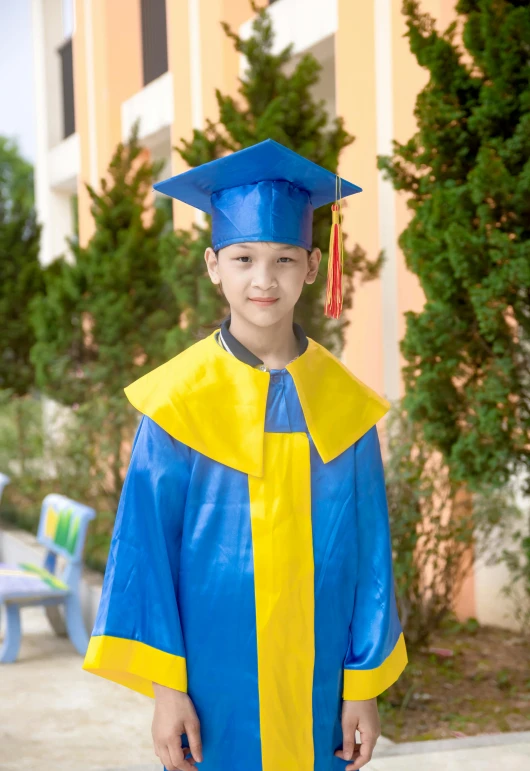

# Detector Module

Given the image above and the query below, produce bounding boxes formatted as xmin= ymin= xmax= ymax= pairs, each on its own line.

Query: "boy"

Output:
xmin=83 ymin=140 xmax=408 ymax=771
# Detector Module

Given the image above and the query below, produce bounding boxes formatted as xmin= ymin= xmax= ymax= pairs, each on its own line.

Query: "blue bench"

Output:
xmin=0 ymin=493 xmax=96 ymax=663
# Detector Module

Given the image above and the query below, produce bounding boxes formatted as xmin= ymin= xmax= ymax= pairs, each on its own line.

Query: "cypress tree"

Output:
xmin=0 ymin=137 xmax=42 ymax=396
xmin=30 ymin=123 xmax=181 ymax=501
xmin=31 ymin=122 xmax=180 ymax=407
xmin=379 ymin=0 xmax=530 ymax=492
xmin=0 ymin=137 xmax=42 ymax=474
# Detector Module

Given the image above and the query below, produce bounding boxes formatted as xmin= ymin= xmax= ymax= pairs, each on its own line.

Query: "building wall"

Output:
xmin=32 ymin=0 xmax=76 ymax=266
xmin=31 ymin=0 xmax=524 ymax=629
xmin=336 ymin=0 xmax=383 ymax=397
xmin=73 ymin=0 xmax=144 ymax=244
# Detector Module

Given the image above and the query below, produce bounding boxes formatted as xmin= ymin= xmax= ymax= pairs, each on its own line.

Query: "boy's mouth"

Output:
xmin=249 ymin=297 xmax=279 ymax=305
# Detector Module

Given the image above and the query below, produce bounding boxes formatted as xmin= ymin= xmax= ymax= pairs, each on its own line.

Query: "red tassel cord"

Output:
xmin=324 ymin=203 xmax=344 ymax=319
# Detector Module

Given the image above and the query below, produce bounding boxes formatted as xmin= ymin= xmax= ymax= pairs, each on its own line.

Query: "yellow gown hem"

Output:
xmin=342 ymin=632 xmax=408 ymax=700
xmin=82 ymin=634 xmax=187 ymax=698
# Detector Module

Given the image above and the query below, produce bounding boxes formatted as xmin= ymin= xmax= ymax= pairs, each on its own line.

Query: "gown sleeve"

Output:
xmin=82 ymin=414 xmax=190 ymax=698
xmin=342 ymin=424 xmax=408 ymax=701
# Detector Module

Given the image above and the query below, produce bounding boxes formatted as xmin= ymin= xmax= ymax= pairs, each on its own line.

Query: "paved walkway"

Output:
xmin=0 ymin=607 xmax=156 ymax=771
xmin=371 ymin=732 xmax=530 ymax=769
xmin=1 ymin=607 xmax=529 ymax=770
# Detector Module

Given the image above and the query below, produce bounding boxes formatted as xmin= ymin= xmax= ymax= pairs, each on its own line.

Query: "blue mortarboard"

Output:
xmin=153 ymin=139 xmax=363 ymax=318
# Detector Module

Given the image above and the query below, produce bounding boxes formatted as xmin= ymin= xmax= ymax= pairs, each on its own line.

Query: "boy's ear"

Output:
xmin=305 ymin=248 xmax=322 ymax=285
xmin=204 ymin=247 xmax=221 ymax=284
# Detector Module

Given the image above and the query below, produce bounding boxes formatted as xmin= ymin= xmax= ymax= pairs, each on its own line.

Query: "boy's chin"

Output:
xmin=240 ymin=302 xmax=290 ymax=327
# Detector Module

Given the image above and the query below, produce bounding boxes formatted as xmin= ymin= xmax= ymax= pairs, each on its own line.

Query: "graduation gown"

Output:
xmin=83 ymin=329 xmax=408 ymax=771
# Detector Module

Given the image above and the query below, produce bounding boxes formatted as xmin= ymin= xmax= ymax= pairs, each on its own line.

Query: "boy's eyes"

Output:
xmin=235 ymin=256 xmax=293 ymax=263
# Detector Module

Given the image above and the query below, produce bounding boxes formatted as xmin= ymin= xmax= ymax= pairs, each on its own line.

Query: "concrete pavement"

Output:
xmin=0 ymin=606 xmax=156 ymax=771
xmin=370 ymin=731 xmax=530 ymax=769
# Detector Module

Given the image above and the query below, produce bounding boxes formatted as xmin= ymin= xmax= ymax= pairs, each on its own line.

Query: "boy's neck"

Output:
xmin=227 ymin=310 xmax=301 ymax=370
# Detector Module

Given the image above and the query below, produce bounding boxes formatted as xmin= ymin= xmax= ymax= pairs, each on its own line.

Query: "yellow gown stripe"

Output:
xmin=248 ymin=432 xmax=315 ymax=771
xmin=342 ymin=631 xmax=408 ymax=700
xmin=82 ymin=635 xmax=187 ymax=698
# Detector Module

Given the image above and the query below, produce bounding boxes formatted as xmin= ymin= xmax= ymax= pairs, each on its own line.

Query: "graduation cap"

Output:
xmin=153 ymin=139 xmax=362 ymax=318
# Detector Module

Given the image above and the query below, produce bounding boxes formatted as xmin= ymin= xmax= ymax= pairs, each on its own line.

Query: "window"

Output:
xmin=58 ymin=38 xmax=75 ymax=139
xmin=141 ymin=0 xmax=168 ymax=86
xmin=62 ymin=0 xmax=75 ymax=37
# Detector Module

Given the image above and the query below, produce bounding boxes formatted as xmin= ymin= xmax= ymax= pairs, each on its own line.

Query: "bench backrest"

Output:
xmin=37 ymin=494 xmax=96 ymax=571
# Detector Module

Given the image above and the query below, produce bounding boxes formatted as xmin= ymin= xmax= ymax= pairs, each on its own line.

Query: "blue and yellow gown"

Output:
xmin=83 ymin=323 xmax=408 ymax=771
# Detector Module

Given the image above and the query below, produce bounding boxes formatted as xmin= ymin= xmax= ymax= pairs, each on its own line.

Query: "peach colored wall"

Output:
xmin=336 ymin=0 xmax=384 ymax=399
xmin=199 ymin=0 xmax=257 ymax=117
xmin=72 ymin=0 xmax=92 ymax=247
xmin=199 ymin=0 xmax=225 ymax=126
xmin=166 ymin=0 xmax=255 ymax=231
xmin=221 ymin=0 xmax=256 ymax=100
xmin=167 ymin=0 xmax=194 ymax=230
xmin=103 ymin=0 xmax=143 ymax=166
xmin=91 ymin=0 xmax=111 ymax=189
xmin=73 ymin=0 xmax=142 ymax=246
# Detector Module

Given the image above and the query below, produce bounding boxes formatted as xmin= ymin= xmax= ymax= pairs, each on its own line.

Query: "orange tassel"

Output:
xmin=324 ymin=180 xmax=344 ymax=318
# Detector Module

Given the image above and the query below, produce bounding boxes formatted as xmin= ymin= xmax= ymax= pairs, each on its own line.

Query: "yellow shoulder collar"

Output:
xmin=124 ymin=331 xmax=390 ymax=477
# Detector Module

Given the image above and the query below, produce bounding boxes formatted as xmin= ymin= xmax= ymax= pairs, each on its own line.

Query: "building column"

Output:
xmin=374 ymin=0 xmax=400 ymax=404
xmin=73 ymin=0 xmax=97 ymax=246
xmin=166 ymin=0 xmax=194 ymax=230
xmin=32 ymin=0 xmax=73 ymax=267
xmin=336 ymin=0 xmax=385 ymax=396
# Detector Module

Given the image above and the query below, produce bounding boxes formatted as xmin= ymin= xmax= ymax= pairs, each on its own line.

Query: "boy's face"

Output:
xmin=204 ymin=242 xmax=321 ymax=327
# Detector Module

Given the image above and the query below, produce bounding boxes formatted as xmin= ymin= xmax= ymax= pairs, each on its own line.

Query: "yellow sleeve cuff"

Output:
xmin=82 ymin=635 xmax=187 ymax=698
xmin=343 ymin=631 xmax=408 ymax=700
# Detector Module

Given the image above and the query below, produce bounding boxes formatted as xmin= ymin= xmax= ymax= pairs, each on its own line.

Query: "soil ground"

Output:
xmin=379 ymin=617 xmax=530 ymax=742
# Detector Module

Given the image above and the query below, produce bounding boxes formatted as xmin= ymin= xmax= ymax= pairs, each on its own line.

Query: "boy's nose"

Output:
xmin=252 ymin=278 xmax=277 ymax=290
